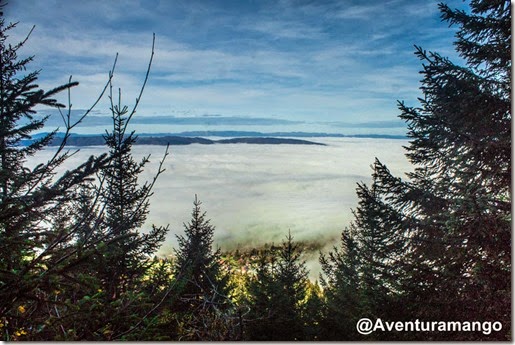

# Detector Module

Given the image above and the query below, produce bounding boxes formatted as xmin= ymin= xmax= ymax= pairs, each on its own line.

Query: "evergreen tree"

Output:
xmin=60 ymin=35 xmax=173 ymax=340
xmin=399 ymin=0 xmax=510 ymax=339
xmin=173 ymin=196 xmax=229 ymax=306
xmin=353 ymin=171 xmax=406 ymax=318
xmin=97 ymin=46 xmax=169 ymax=300
xmin=0 ymin=7 xmax=109 ymax=340
xmin=244 ymin=232 xmax=309 ymax=340
xmin=319 ymin=228 xmax=363 ymax=340
xmin=172 ymin=196 xmax=234 ymax=340
xmin=323 ymin=0 xmax=510 ymax=341
xmin=301 ymin=280 xmax=324 ymax=340
xmin=0 ymin=5 xmax=171 ymax=338
xmin=320 ymin=163 xmax=409 ymax=340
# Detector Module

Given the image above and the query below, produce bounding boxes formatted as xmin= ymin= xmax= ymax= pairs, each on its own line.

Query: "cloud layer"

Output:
xmin=6 ymin=0 xmax=465 ymax=127
xmin=29 ymin=138 xmax=412 ymax=277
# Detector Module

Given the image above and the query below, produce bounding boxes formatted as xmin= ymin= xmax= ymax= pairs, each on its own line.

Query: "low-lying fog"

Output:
xmin=29 ymin=137 xmax=412 ymax=278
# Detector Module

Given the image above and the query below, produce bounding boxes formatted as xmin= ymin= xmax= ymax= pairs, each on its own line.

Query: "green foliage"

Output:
xmin=0 ymin=6 xmax=172 ymax=340
xmin=94 ymin=52 xmax=169 ymax=300
xmin=320 ymin=163 xmax=413 ymax=341
xmin=171 ymin=196 xmax=237 ymax=340
xmin=398 ymin=1 xmax=510 ymax=340
xmin=244 ymin=232 xmax=311 ymax=340
xmin=320 ymin=0 xmax=511 ymax=341
xmin=173 ymin=196 xmax=230 ymax=307
xmin=320 ymin=228 xmax=363 ymax=340
xmin=0 ymin=8 xmax=108 ymax=341
xmin=0 ymin=0 xmax=509 ymax=341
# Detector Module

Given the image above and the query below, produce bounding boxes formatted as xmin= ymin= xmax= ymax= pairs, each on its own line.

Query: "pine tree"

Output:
xmin=0 ymin=5 xmax=171 ymax=337
xmin=274 ymin=231 xmax=309 ymax=340
xmin=97 ymin=44 xmax=169 ymax=300
xmin=0 ymin=6 xmax=109 ymax=340
xmin=320 ymin=162 xmax=410 ymax=340
xmin=319 ymin=228 xmax=363 ymax=340
xmin=244 ymin=232 xmax=309 ymax=340
xmin=323 ymin=0 xmax=510 ymax=341
xmin=172 ymin=196 xmax=234 ymax=340
xmin=302 ymin=280 xmax=324 ymax=341
xmin=56 ymin=35 xmax=173 ymax=341
xmin=398 ymin=0 xmax=510 ymax=339
xmin=173 ymin=196 xmax=228 ymax=305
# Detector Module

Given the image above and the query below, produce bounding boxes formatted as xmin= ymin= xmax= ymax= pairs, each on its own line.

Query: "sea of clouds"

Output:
xmin=29 ymin=137 xmax=412 ymax=278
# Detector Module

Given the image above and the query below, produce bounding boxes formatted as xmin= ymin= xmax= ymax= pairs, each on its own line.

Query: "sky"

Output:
xmin=5 ymin=0 xmax=465 ymax=135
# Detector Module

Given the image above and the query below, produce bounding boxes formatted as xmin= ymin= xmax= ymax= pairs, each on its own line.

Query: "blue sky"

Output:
xmin=5 ymin=0 xmax=465 ymax=134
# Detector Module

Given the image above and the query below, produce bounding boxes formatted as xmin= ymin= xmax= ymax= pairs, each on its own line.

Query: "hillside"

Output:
xmin=34 ymin=135 xmax=327 ymax=147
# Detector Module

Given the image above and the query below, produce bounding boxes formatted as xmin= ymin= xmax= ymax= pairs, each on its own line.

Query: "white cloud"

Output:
xmin=334 ymin=1 xmax=439 ymax=21
xmin=28 ymin=138 xmax=410 ymax=274
xmin=335 ymin=3 xmax=388 ymax=20
xmin=241 ymin=19 xmax=326 ymax=40
xmin=28 ymin=138 xmax=412 ymax=278
xmin=6 ymin=0 xmax=463 ymax=128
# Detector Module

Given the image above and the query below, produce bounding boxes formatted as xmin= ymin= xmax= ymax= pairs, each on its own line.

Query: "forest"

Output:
xmin=0 ymin=0 xmax=510 ymax=341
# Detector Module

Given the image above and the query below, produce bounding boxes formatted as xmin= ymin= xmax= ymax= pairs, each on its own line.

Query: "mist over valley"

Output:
xmin=28 ymin=137 xmax=410 ymax=277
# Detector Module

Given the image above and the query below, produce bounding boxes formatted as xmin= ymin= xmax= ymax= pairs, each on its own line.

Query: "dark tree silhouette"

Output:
xmin=172 ymin=196 xmax=234 ymax=340
xmin=244 ymin=232 xmax=309 ymax=340
xmin=321 ymin=0 xmax=510 ymax=341
xmin=0 ymin=6 xmax=110 ymax=340
xmin=96 ymin=36 xmax=169 ymax=301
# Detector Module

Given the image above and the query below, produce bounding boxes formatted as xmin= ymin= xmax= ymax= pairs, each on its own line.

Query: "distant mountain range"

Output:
xmin=138 ymin=131 xmax=407 ymax=139
xmin=23 ymin=131 xmax=407 ymax=147
xmin=24 ymin=134 xmax=326 ymax=147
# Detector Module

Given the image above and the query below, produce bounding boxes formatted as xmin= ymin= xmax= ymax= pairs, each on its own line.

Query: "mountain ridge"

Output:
xmin=23 ymin=134 xmax=327 ymax=147
xmin=30 ymin=130 xmax=408 ymax=140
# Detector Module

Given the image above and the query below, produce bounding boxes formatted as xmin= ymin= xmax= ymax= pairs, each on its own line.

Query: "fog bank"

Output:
xmin=29 ymin=138 xmax=412 ymax=278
